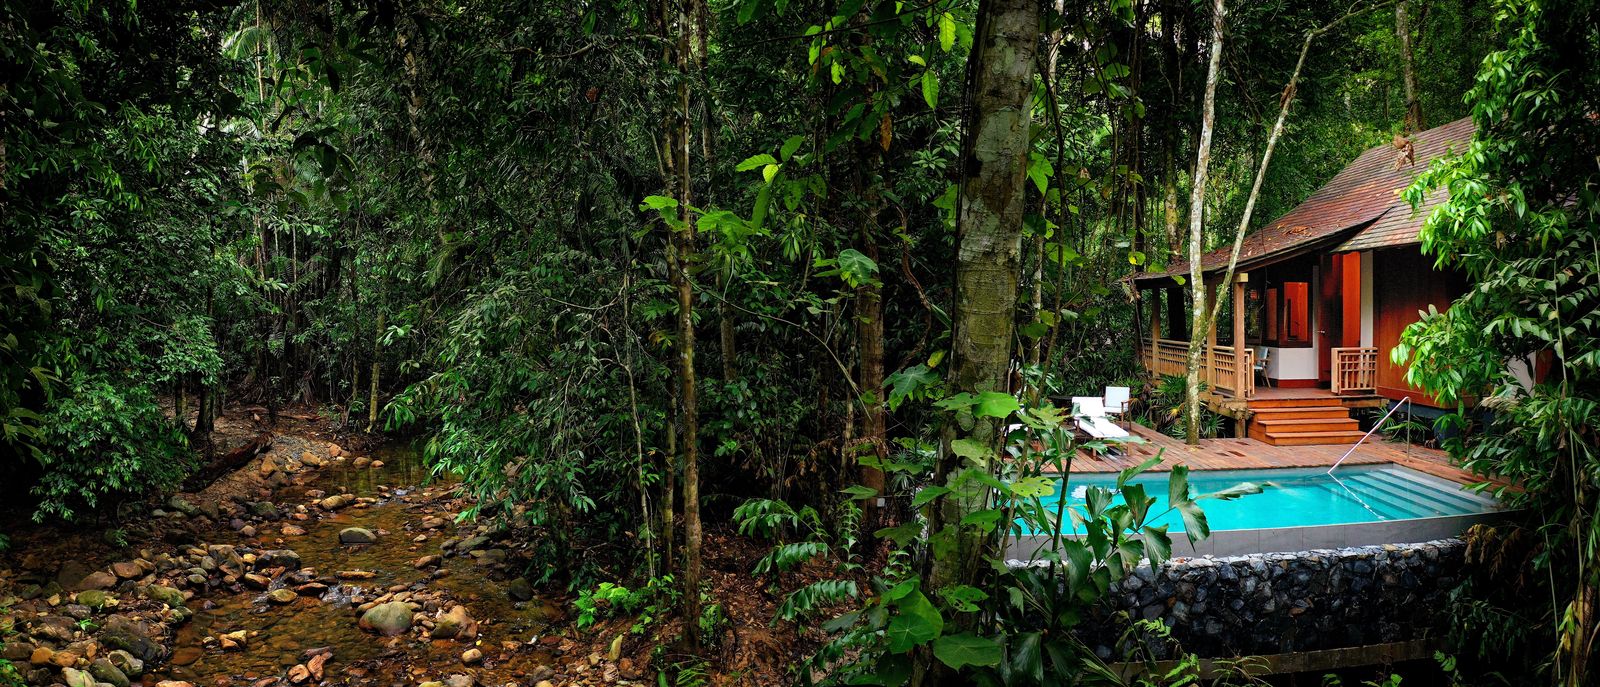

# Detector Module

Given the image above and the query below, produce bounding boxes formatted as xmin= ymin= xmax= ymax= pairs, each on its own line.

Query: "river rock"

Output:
xmin=76 ymin=589 xmax=111 ymax=609
xmin=218 ymin=630 xmax=247 ymax=650
xmin=167 ymin=495 xmax=200 ymax=517
xmin=459 ymin=648 xmax=482 ymax=665
xmin=74 ymin=570 xmax=116 ymax=591
xmin=319 ymin=494 xmax=350 ymax=510
xmin=414 ymin=555 xmax=441 ymax=569
xmin=281 ymin=524 xmax=306 ymax=536
xmin=306 ymin=652 xmax=330 ymax=680
xmin=507 ymin=577 xmax=533 ymax=602
xmin=300 ymin=451 xmax=325 ymax=467
xmin=256 ymin=549 xmax=302 ymax=570
xmin=106 ymin=649 xmax=143 ymax=676
xmin=101 ymin=615 xmax=166 ymax=666
xmin=268 ymin=589 xmax=298 ymax=604
xmin=110 ymin=561 xmax=143 ymax=579
xmin=420 ymin=516 xmax=447 ymax=530
xmin=90 ymin=657 xmax=132 ymax=687
xmin=250 ymin=501 xmax=280 ymax=519
xmin=61 ymin=666 xmax=96 ymax=687
xmin=156 ymin=682 xmax=195 ymax=687
xmin=358 ymin=602 xmax=414 ymax=636
xmin=429 ymin=606 xmax=478 ymax=640
xmin=288 ymin=664 xmax=311 ymax=684
xmin=1 ymin=642 xmax=32 ymax=662
xmin=352 ymin=456 xmax=372 ymax=468
xmin=338 ymin=527 xmax=376 ymax=544
xmin=27 ymin=647 xmax=52 ymax=666
xmin=144 ymin=584 xmax=185 ymax=608
xmin=48 ymin=650 xmax=79 ymax=668
xmin=443 ymin=674 xmax=474 ymax=687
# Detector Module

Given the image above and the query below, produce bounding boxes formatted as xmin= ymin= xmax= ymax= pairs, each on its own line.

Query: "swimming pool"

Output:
xmin=1038 ymin=464 xmax=1498 ymax=534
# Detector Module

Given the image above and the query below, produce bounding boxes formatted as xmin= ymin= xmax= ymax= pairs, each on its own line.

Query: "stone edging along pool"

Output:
xmin=1012 ymin=538 xmax=1473 ymax=660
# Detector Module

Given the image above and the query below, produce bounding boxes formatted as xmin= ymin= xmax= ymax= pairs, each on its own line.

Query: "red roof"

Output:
xmin=1133 ymin=117 xmax=1474 ymax=285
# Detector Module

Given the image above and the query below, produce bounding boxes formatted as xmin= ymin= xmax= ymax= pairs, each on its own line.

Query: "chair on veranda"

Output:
xmin=1071 ymin=396 xmax=1130 ymax=440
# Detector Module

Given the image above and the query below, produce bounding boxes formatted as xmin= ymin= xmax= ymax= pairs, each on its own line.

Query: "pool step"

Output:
xmin=1247 ymin=404 xmax=1365 ymax=446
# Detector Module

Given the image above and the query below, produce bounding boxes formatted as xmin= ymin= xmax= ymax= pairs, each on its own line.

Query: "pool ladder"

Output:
xmin=1327 ymin=396 xmax=1413 ymax=475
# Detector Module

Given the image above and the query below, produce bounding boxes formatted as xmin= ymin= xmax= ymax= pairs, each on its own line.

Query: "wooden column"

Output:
xmin=1148 ymin=289 xmax=1161 ymax=373
xmin=1234 ymin=273 xmax=1249 ymax=397
xmin=1205 ymin=280 xmax=1219 ymax=393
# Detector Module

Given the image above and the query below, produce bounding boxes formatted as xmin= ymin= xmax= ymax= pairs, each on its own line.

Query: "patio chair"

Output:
xmin=1103 ymin=386 xmax=1131 ymax=416
xmin=1071 ymin=396 xmax=1130 ymax=439
xmin=1253 ymin=347 xmax=1274 ymax=388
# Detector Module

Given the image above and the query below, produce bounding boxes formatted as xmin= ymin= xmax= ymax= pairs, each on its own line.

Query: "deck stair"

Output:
xmin=1246 ymin=397 xmax=1365 ymax=446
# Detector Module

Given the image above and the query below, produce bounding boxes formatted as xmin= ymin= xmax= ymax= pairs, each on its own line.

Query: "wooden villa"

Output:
xmin=1129 ymin=118 xmax=1479 ymax=446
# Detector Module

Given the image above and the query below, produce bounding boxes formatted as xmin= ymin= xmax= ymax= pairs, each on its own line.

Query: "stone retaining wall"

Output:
xmin=1076 ymin=539 xmax=1465 ymax=659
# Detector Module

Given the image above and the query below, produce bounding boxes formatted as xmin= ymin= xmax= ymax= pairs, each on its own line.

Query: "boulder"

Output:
xmin=110 ymin=561 xmax=143 ymax=580
xmin=255 ymin=549 xmax=302 ymax=570
xmin=61 ymin=666 xmax=96 ymax=687
xmin=100 ymin=615 xmax=166 ymax=666
xmin=506 ymin=577 xmax=533 ymax=602
xmin=429 ymin=606 xmax=478 ymax=640
xmin=89 ymin=657 xmax=132 ymax=687
xmin=106 ymin=649 xmax=143 ymax=677
xmin=338 ymin=527 xmax=377 ymax=545
xmin=75 ymin=590 xmax=111 ymax=609
xmin=144 ymin=585 xmax=185 ymax=608
xmin=73 ymin=571 xmax=117 ymax=591
xmin=357 ymin=602 xmax=414 ymax=636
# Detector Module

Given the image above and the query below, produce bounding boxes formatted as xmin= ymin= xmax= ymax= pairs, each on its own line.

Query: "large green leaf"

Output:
xmin=974 ymin=391 xmax=1020 ymax=418
xmin=885 ymin=591 xmax=943 ymax=653
xmin=932 ymin=632 xmax=1003 ymax=669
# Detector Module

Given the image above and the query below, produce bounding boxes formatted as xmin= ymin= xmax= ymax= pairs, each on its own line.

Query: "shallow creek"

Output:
xmin=164 ymin=444 xmax=562 ymax=683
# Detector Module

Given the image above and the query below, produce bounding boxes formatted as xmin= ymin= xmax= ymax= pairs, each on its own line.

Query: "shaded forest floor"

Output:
xmin=0 ymin=406 xmax=860 ymax=686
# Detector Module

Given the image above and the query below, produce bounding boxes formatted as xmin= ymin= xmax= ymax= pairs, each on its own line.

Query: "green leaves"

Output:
xmin=975 ymin=391 xmax=1021 ymax=418
xmin=921 ymin=70 xmax=939 ymax=110
xmin=932 ymin=632 xmax=1002 ymax=668
xmin=885 ymin=589 xmax=943 ymax=652
xmin=937 ymin=12 xmax=957 ymax=52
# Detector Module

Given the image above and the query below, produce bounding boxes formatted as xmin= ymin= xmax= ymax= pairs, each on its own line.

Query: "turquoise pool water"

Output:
xmin=1039 ymin=465 xmax=1497 ymax=533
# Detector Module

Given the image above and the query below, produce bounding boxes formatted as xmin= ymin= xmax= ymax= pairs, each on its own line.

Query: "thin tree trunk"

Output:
xmin=928 ymin=0 xmax=1040 ymax=643
xmin=366 ymin=312 xmax=384 ymax=433
xmin=1182 ymin=0 xmax=1227 ymax=445
xmin=1395 ymin=0 xmax=1422 ymax=132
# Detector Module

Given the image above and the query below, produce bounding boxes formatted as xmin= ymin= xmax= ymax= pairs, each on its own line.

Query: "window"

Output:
xmin=1252 ymin=281 xmax=1312 ymax=347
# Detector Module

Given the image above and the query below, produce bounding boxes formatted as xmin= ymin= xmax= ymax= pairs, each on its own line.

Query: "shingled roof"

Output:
xmin=1132 ymin=117 xmax=1474 ymax=286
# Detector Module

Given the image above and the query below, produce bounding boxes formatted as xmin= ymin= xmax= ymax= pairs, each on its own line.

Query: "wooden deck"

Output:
xmin=1066 ymin=423 xmax=1495 ymax=486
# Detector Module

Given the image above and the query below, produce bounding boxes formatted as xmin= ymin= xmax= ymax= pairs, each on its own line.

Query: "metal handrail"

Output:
xmin=1327 ymin=396 xmax=1413 ymax=474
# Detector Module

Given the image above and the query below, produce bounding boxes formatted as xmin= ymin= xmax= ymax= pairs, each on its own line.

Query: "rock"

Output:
xmin=281 ymin=524 xmax=306 ymax=536
xmin=468 ymin=549 xmax=506 ymax=566
xmin=106 ymin=649 xmax=143 ymax=676
xmin=169 ymin=647 xmax=202 ymax=666
xmin=90 ymin=658 xmax=132 ymax=687
xmin=459 ymin=648 xmax=482 ymax=665
xmin=358 ymin=602 xmax=414 ymax=636
xmin=443 ymin=674 xmax=473 ymax=687
xmin=506 ymin=577 xmax=533 ymax=602
xmin=249 ymin=501 xmax=280 ymax=519
xmin=240 ymin=524 xmax=257 ymax=537
xmin=218 ymin=630 xmax=246 ymax=651
xmin=243 ymin=573 xmax=272 ymax=589
xmin=268 ymin=589 xmax=298 ymax=604
xmin=256 ymin=549 xmax=302 ymax=570
xmin=338 ymin=527 xmax=377 ymax=544
xmin=157 ymin=682 xmax=196 ymax=687
xmin=74 ymin=570 xmax=117 ymax=591
xmin=1 ymin=642 xmax=32 ymax=663
xmin=319 ymin=495 xmax=350 ymax=510
xmin=75 ymin=590 xmax=111 ymax=609
xmin=300 ymin=451 xmax=325 ymax=467
xmin=336 ymin=570 xmax=376 ymax=580
xmin=48 ymin=650 xmax=79 ymax=668
xmin=144 ymin=584 xmax=186 ymax=608
xmin=101 ymin=615 xmax=166 ymax=666
xmin=413 ymin=555 xmax=442 ymax=569
xmin=287 ymin=664 xmax=311 ymax=684
xmin=369 ymin=460 xmax=384 ymax=468
xmin=430 ymin=606 xmax=478 ymax=640
xmin=167 ymin=495 xmax=200 ymax=517
xmin=420 ymin=516 xmax=447 ymax=530
xmin=110 ymin=561 xmax=142 ymax=580
xmin=28 ymin=647 xmax=53 ymax=666
xmin=534 ymin=682 xmax=555 ymax=687
xmin=306 ymin=652 xmax=330 ymax=680
xmin=352 ymin=456 xmax=372 ymax=468
xmin=608 ymin=634 xmax=623 ymax=661
xmin=61 ymin=666 xmax=96 ymax=687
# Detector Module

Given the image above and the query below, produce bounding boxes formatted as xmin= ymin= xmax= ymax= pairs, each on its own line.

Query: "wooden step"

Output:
xmin=1248 ymin=406 xmax=1352 ymax=421
xmin=1251 ymin=417 xmax=1360 ymax=432
xmin=1246 ymin=397 xmax=1345 ymax=409
xmin=1259 ymin=430 xmax=1368 ymax=446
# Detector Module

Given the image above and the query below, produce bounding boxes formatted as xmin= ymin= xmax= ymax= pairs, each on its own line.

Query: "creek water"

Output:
xmin=163 ymin=443 xmax=562 ymax=683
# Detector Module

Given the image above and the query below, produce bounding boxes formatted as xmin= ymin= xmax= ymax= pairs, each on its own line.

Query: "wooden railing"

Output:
xmin=1331 ymin=347 xmax=1378 ymax=394
xmin=1139 ymin=338 xmax=1256 ymax=397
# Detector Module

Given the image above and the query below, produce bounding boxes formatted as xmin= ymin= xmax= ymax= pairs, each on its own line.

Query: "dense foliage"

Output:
xmin=6 ymin=0 xmax=1596 ymax=683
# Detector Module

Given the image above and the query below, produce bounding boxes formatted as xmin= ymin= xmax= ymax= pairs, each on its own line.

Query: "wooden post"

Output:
xmin=1148 ymin=288 xmax=1162 ymax=374
xmin=1205 ymin=281 xmax=1219 ymax=393
xmin=1234 ymin=273 xmax=1249 ymax=397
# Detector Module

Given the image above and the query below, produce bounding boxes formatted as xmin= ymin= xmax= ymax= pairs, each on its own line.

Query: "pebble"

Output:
xmin=460 ymin=648 xmax=482 ymax=665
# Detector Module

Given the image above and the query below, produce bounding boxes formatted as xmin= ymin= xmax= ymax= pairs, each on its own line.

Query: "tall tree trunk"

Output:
xmin=1182 ymin=0 xmax=1226 ymax=445
xmin=366 ymin=312 xmax=384 ymax=433
xmin=927 ymin=0 xmax=1040 ymax=643
xmin=856 ymin=201 xmax=887 ymax=524
xmin=1395 ymin=0 xmax=1422 ymax=132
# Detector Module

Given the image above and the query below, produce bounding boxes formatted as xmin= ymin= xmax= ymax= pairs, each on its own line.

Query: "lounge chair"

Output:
xmin=1071 ymin=396 xmax=1130 ymax=439
xmin=1103 ymin=386 xmax=1131 ymax=416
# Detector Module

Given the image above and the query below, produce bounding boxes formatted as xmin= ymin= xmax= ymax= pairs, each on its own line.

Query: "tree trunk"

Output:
xmin=1395 ymin=0 xmax=1422 ymax=132
xmin=928 ymin=0 xmax=1040 ymax=634
xmin=366 ymin=312 xmax=384 ymax=433
xmin=1183 ymin=0 xmax=1227 ymax=445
